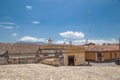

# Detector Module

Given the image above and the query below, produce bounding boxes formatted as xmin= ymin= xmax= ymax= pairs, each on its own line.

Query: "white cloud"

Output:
xmin=0 ymin=22 xmax=15 ymax=29
xmin=26 ymin=6 xmax=32 ymax=10
xmin=4 ymin=27 xmax=14 ymax=29
xmin=18 ymin=36 xmax=45 ymax=42
xmin=3 ymin=16 xmax=14 ymax=20
xmin=55 ymin=39 xmax=117 ymax=45
xmin=0 ymin=25 xmax=20 ymax=29
xmin=55 ymin=39 xmax=86 ymax=45
xmin=88 ymin=39 xmax=117 ymax=45
xmin=55 ymin=40 xmax=69 ymax=44
xmin=0 ymin=26 xmax=14 ymax=29
xmin=55 ymin=40 xmax=65 ymax=44
xmin=73 ymin=39 xmax=86 ymax=45
xmin=3 ymin=22 xmax=14 ymax=25
xmin=32 ymin=21 xmax=40 ymax=24
xmin=60 ymin=31 xmax=84 ymax=39
xmin=15 ymin=26 xmax=20 ymax=28
xmin=0 ymin=22 xmax=14 ymax=25
xmin=12 ymin=33 xmax=18 ymax=37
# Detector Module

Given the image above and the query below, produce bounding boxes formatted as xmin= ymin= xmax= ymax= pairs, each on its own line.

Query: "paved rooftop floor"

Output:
xmin=0 ymin=63 xmax=120 ymax=80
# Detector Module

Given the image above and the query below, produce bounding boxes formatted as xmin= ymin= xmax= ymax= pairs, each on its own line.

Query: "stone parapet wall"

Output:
xmin=0 ymin=59 xmax=7 ymax=65
xmin=0 ymin=57 xmax=36 ymax=65
xmin=8 ymin=58 xmax=36 ymax=64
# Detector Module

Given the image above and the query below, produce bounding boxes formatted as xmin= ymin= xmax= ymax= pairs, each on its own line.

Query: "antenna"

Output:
xmin=88 ymin=9 xmax=91 ymax=38
xmin=86 ymin=0 xmax=91 ymax=45
xmin=119 ymin=37 xmax=120 ymax=57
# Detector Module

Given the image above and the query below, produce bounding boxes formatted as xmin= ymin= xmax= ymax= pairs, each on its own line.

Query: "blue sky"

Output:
xmin=0 ymin=0 xmax=120 ymax=44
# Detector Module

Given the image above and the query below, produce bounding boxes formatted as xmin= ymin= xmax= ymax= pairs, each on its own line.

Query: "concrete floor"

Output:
xmin=0 ymin=63 xmax=120 ymax=80
xmin=89 ymin=62 xmax=117 ymax=66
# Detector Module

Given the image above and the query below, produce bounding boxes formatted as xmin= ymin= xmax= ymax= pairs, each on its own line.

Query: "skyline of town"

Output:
xmin=0 ymin=0 xmax=120 ymax=45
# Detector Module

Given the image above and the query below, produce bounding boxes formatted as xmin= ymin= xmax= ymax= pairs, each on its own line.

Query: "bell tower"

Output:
xmin=48 ymin=37 xmax=52 ymax=45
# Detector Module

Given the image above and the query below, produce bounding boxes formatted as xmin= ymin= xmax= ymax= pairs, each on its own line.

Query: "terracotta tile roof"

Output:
xmin=2 ymin=42 xmax=118 ymax=54
xmin=85 ymin=45 xmax=119 ymax=52
xmin=0 ymin=43 xmax=84 ymax=54
xmin=0 ymin=43 xmax=39 ymax=54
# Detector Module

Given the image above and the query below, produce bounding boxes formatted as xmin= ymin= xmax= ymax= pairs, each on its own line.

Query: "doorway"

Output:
xmin=110 ymin=53 xmax=112 ymax=60
xmin=97 ymin=52 xmax=102 ymax=62
xmin=68 ymin=55 xmax=75 ymax=66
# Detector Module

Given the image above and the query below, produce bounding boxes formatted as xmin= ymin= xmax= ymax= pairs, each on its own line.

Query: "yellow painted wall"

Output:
xmin=116 ymin=52 xmax=120 ymax=58
xmin=104 ymin=52 xmax=111 ymax=60
xmin=85 ymin=52 xmax=96 ymax=61
xmin=75 ymin=53 xmax=85 ymax=65
xmin=112 ymin=52 xmax=115 ymax=59
xmin=63 ymin=46 xmax=85 ymax=66
xmin=85 ymin=51 xmax=120 ymax=61
xmin=104 ymin=52 xmax=120 ymax=60
xmin=64 ymin=53 xmax=85 ymax=66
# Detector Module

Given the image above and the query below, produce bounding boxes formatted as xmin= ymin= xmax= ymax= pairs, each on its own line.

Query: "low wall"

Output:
xmin=0 ymin=57 xmax=37 ymax=65
xmin=0 ymin=58 xmax=7 ymax=65
xmin=40 ymin=58 xmax=61 ymax=66
xmin=8 ymin=58 xmax=36 ymax=64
